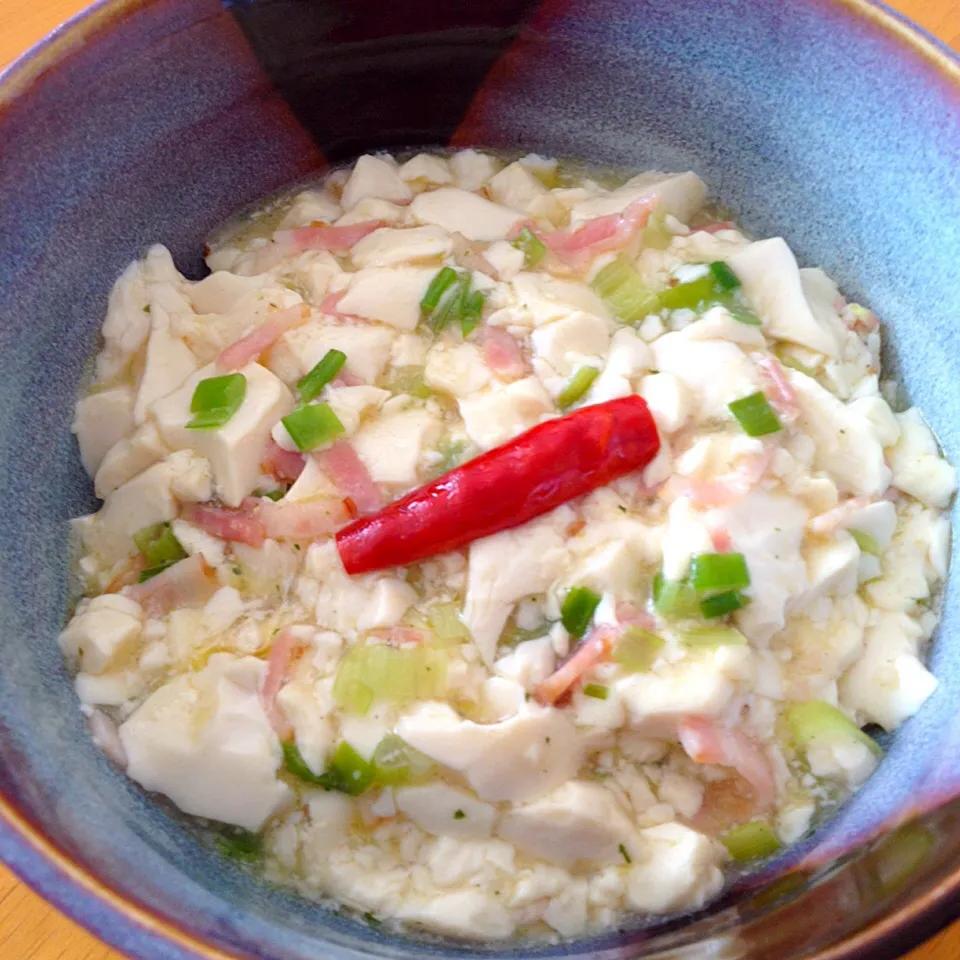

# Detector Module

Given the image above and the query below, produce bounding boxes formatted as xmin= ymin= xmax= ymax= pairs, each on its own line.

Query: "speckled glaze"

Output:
xmin=0 ymin=0 xmax=958 ymax=958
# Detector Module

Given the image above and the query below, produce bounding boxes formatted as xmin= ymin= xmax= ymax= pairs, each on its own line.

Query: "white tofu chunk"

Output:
xmin=488 ymin=161 xmax=561 ymax=220
xmin=458 ymin=377 xmax=554 ymax=451
xmin=73 ymin=386 xmax=136 ymax=476
xmin=484 ymin=240 xmax=526 ymax=280
xmin=449 ymin=149 xmax=501 ymax=192
xmin=94 ymin=422 xmax=169 ymax=498
xmin=840 ymin=499 xmax=897 ymax=549
xmin=395 ymin=891 xmax=513 ymax=940
xmin=494 ymin=637 xmax=556 ymax=691
xmin=840 ymin=613 xmax=938 ymax=731
xmin=424 ymin=342 xmax=491 ymax=398
xmin=849 ymin=395 xmax=901 ymax=448
xmin=641 ymin=371 xmax=691 ymax=434
xmin=171 ymin=518 xmax=226 ymax=567
xmin=325 ymin=385 xmax=390 ymax=435
xmin=660 ymin=497 xmax=714 ymax=581
xmin=398 ymin=153 xmax=454 ymax=185
xmin=462 ymin=508 xmax=571 ymax=665
xmin=334 ymin=197 xmax=408 ymax=228
xmin=685 ymin=305 xmax=766 ymax=347
xmin=587 ymin=327 xmax=654 ymax=404
xmin=530 ymin=311 xmax=612 ymax=377
xmin=284 ymin=455 xmax=337 ymax=503
xmin=277 ymin=188 xmax=342 ymax=228
xmin=189 ymin=271 xmax=273 ymax=315
xmin=336 ymin=267 xmax=437 ymax=331
xmin=340 ymin=155 xmax=412 ymax=211
xmin=727 ymin=239 xmax=842 ymax=357
xmin=355 ymin=578 xmax=417 ymax=631
xmin=119 ymin=655 xmax=291 ymax=831
xmin=59 ymin=594 xmax=143 ymax=675
xmin=396 ymin=701 xmax=582 ymax=802
xmin=282 ymin=322 xmax=395 ymax=384
xmin=570 ymin=172 xmax=707 ymax=226
xmin=789 ymin=370 xmax=891 ymax=496
xmin=626 ymin=823 xmax=725 ymax=913
xmin=349 ymin=226 xmax=453 ymax=268
xmin=410 ymin=188 xmax=522 ymax=242
xmin=888 ymin=408 xmax=957 ymax=508
xmin=275 ymin=681 xmax=335 ymax=776
xmin=395 ymin=783 xmax=497 ymax=840
xmin=152 ymin=362 xmax=294 ymax=507
xmin=498 ymin=781 xmax=636 ymax=868
xmin=481 ymin=676 xmax=527 ymax=719
xmin=798 ymin=534 xmax=861 ymax=609
xmin=351 ymin=408 xmax=442 ymax=485
xmin=133 ymin=305 xmax=199 ymax=423
xmin=506 ymin=273 xmax=611 ymax=327
xmin=339 ymin=704 xmax=393 ymax=761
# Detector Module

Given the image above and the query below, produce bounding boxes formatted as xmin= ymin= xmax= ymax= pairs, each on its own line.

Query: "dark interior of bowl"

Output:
xmin=1 ymin=0 xmax=960 ymax=958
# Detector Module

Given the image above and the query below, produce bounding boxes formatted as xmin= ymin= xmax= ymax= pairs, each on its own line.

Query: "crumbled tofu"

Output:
xmin=410 ymin=188 xmax=522 ymax=241
xmin=325 ymin=385 xmax=390 ymax=435
xmin=395 ymin=783 xmax=497 ymax=840
xmin=95 ymin=422 xmax=169 ymax=498
xmin=350 ymin=226 xmax=453 ymax=268
xmin=641 ymin=371 xmax=690 ymax=434
xmin=59 ymin=594 xmax=143 ymax=674
xmin=282 ymin=322 xmax=395 ymax=384
xmin=399 ymin=153 xmax=454 ymax=185
xmin=488 ymin=161 xmax=562 ymax=221
xmin=530 ymin=311 xmax=612 ymax=377
xmin=570 ymin=171 xmax=707 ymax=225
xmin=494 ymin=637 xmax=556 ymax=691
xmin=424 ymin=342 xmax=492 ymax=398
xmin=351 ymin=408 xmax=442 ymax=486
xmin=449 ymin=149 xmax=502 ymax=192
xmin=73 ymin=386 xmax=136 ymax=476
xmin=340 ymin=155 xmax=412 ymax=211
xmin=888 ymin=409 xmax=957 ymax=508
xmin=277 ymin=188 xmax=342 ymax=229
xmin=458 ymin=377 xmax=554 ymax=451
xmin=337 ymin=267 xmax=438 ymax=331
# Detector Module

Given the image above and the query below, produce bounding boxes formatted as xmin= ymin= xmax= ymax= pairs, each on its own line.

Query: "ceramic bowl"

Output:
xmin=1 ymin=0 xmax=959 ymax=958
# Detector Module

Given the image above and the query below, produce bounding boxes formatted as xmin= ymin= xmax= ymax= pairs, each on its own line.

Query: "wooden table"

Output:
xmin=1 ymin=0 xmax=960 ymax=956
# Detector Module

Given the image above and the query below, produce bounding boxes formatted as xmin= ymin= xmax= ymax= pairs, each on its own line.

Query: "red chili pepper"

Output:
xmin=336 ymin=395 xmax=659 ymax=575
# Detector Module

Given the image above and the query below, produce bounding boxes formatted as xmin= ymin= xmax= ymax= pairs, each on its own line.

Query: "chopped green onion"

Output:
xmin=722 ymin=821 xmax=781 ymax=861
xmin=215 ymin=827 xmax=263 ymax=862
xmin=613 ymin=627 xmax=664 ymax=672
xmin=640 ymin=209 xmax=673 ymax=250
xmin=619 ymin=842 xmax=632 ymax=864
xmin=785 ymin=700 xmax=883 ymax=760
xmin=583 ymin=683 xmax=609 ymax=700
xmin=699 ymin=590 xmax=749 ymax=619
xmin=557 ymin=365 xmax=600 ymax=410
xmin=133 ymin=522 xmax=187 ymax=580
xmin=427 ymin=601 xmax=471 ymax=648
xmin=460 ymin=289 xmax=485 ymax=336
xmin=658 ymin=272 xmax=716 ymax=311
xmin=320 ymin=741 xmax=376 ymax=796
xmin=512 ymin=226 xmax=546 ymax=268
xmin=709 ymin=261 xmax=741 ymax=291
xmin=255 ymin=488 xmax=286 ymax=502
xmin=561 ymin=586 xmax=601 ymax=638
xmin=371 ymin=733 xmax=433 ymax=786
xmin=690 ymin=552 xmax=751 ymax=596
xmin=728 ymin=391 xmax=783 ymax=437
xmin=282 ymin=740 xmax=325 ymax=783
xmin=420 ymin=266 xmax=458 ymax=313
xmin=849 ymin=528 xmax=881 ymax=557
xmin=387 ymin=366 xmax=432 ymax=399
xmin=678 ymin=625 xmax=748 ymax=647
xmin=726 ymin=304 xmax=763 ymax=326
xmin=297 ymin=349 xmax=346 ymax=403
xmin=333 ymin=643 xmax=448 ymax=714
xmin=653 ymin=574 xmax=698 ymax=619
xmin=591 ymin=257 xmax=661 ymax=323
xmin=187 ymin=373 xmax=246 ymax=431
xmin=281 ymin=403 xmax=345 ymax=452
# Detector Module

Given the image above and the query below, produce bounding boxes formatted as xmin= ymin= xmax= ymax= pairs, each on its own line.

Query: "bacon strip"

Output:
xmin=542 ymin=198 xmax=655 ymax=265
xmin=181 ymin=502 xmax=266 ymax=547
xmin=315 ymin=442 xmax=382 ymax=515
xmin=275 ymin=220 xmax=384 ymax=255
xmin=478 ymin=326 xmax=526 ymax=380
xmin=126 ymin=554 xmax=218 ymax=618
xmin=534 ymin=625 xmax=618 ymax=705
xmin=217 ymin=304 xmax=309 ymax=371
xmin=261 ymin=438 xmax=306 ymax=483
xmin=257 ymin=496 xmax=349 ymax=541
xmin=808 ymin=496 xmax=872 ymax=535
xmin=261 ymin=627 xmax=304 ymax=740
xmin=755 ymin=355 xmax=799 ymax=423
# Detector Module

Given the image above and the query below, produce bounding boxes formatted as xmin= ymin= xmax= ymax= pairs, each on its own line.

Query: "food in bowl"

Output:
xmin=62 ymin=150 xmax=955 ymax=940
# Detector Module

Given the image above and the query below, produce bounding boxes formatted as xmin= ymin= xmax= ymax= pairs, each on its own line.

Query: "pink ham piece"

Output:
xmin=261 ymin=627 xmax=305 ymax=740
xmin=181 ymin=502 xmax=266 ymax=548
xmin=314 ymin=441 xmax=382 ymax=515
xmin=217 ymin=304 xmax=309 ymax=371
xmin=678 ymin=716 xmax=776 ymax=809
xmin=808 ymin=496 xmax=872 ymax=536
xmin=755 ymin=355 xmax=799 ymax=424
xmin=662 ymin=446 xmax=774 ymax=509
xmin=478 ymin=326 xmax=526 ymax=381
xmin=261 ymin=438 xmax=306 ymax=483
xmin=257 ymin=496 xmax=349 ymax=542
xmin=126 ymin=554 xmax=218 ymax=618
xmin=370 ymin=626 xmax=424 ymax=646
xmin=615 ymin=602 xmax=656 ymax=631
xmin=534 ymin=625 xmax=618 ymax=706
xmin=540 ymin=197 xmax=656 ymax=265
xmin=331 ymin=370 xmax=366 ymax=388
xmin=275 ymin=220 xmax=385 ymax=255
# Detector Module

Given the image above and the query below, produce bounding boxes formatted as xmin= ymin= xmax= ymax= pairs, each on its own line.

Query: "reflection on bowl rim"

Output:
xmin=0 ymin=0 xmax=959 ymax=958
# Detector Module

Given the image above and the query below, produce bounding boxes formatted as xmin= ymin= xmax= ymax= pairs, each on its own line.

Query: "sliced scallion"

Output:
xmin=371 ymin=733 xmax=432 ymax=786
xmin=849 ymin=528 xmax=881 ymax=557
xmin=640 ymin=209 xmax=672 ymax=250
xmin=726 ymin=304 xmax=763 ymax=326
xmin=613 ymin=627 xmax=664 ymax=672
xmin=591 ymin=257 xmax=660 ymax=323
xmin=658 ymin=272 xmax=716 ymax=311
xmin=785 ymin=700 xmax=883 ymax=760
xmin=709 ymin=260 xmax=741 ymax=291
xmin=420 ymin=266 xmax=458 ymax=313
xmin=557 ymin=365 xmax=600 ymax=410
xmin=186 ymin=373 xmax=246 ymax=431
xmin=722 ymin=821 xmax=781 ymax=861
xmin=652 ymin=573 xmax=698 ymax=620
xmin=583 ymin=683 xmax=609 ymax=700
xmin=561 ymin=586 xmax=601 ymax=638
xmin=512 ymin=226 xmax=546 ymax=268
xmin=333 ymin=643 xmax=448 ymax=714
xmin=427 ymin=601 xmax=471 ymax=648
xmin=297 ymin=349 xmax=346 ymax=404
xmin=699 ymin=590 xmax=749 ymax=619
xmin=215 ymin=827 xmax=263 ymax=862
xmin=460 ymin=289 xmax=485 ymax=337
xmin=133 ymin=522 xmax=187 ymax=580
xmin=728 ymin=391 xmax=783 ymax=437
xmin=387 ymin=366 xmax=432 ymax=399
xmin=678 ymin=625 xmax=748 ymax=647
xmin=320 ymin=741 xmax=376 ymax=796
xmin=690 ymin=552 xmax=751 ymax=596
xmin=281 ymin=403 xmax=345 ymax=452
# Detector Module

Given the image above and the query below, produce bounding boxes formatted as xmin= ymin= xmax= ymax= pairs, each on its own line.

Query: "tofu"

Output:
xmin=494 ymin=637 xmax=556 ymax=691
xmin=530 ymin=311 xmax=613 ymax=377
xmin=94 ymin=422 xmax=169 ymax=498
xmin=641 ymin=371 xmax=691 ymax=434
xmin=449 ymin=149 xmax=501 ymax=192
xmin=119 ymin=655 xmax=291 ymax=831
xmin=488 ymin=161 xmax=562 ymax=221
xmin=398 ymin=153 xmax=454 ymax=185
xmin=133 ymin=304 xmax=199 ymax=423
xmin=336 ymin=267 xmax=438 ymax=331
xmin=685 ymin=305 xmax=766 ymax=347
xmin=483 ymin=240 xmax=526 ymax=281
xmin=340 ymin=155 xmax=412 ymax=211
xmin=660 ymin=497 xmax=714 ymax=581
xmin=395 ymin=783 xmax=497 ymax=840
xmin=888 ymin=408 xmax=957 ymax=507
xmin=277 ymin=188 xmax=342 ymax=229
xmin=410 ymin=188 xmax=522 ymax=242
xmin=73 ymin=386 xmax=136 ymax=476
xmin=189 ymin=271 xmax=273 ymax=315
xmin=849 ymin=395 xmax=901 ymax=448
xmin=789 ymin=369 xmax=891 ymax=496
xmin=458 ymin=377 xmax=554 ymax=451
xmin=396 ymin=701 xmax=582 ymax=802
xmin=395 ymin=890 xmax=513 ymax=940
xmin=152 ymin=362 xmax=294 ymax=507
xmin=507 ymin=273 xmax=611 ymax=327
xmin=355 ymin=578 xmax=417 ymax=631
xmin=462 ymin=508 xmax=571 ymax=665
xmin=59 ymin=594 xmax=143 ymax=675
xmin=839 ymin=499 xmax=897 ymax=549
xmin=570 ymin=171 xmax=707 ymax=226
xmin=727 ymin=239 xmax=842 ymax=357
xmin=424 ymin=342 xmax=492 ymax=398
xmin=334 ymin=198 xmax=408 ymax=228
xmin=798 ymin=534 xmax=860 ymax=609
xmin=282 ymin=322 xmax=395 ymax=384
xmin=351 ymin=408 xmax=442 ymax=486
xmin=275 ymin=680 xmax=335 ymax=776
xmin=285 ymin=455 xmax=337 ymax=503
xmin=349 ymin=226 xmax=453 ymax=269
xmin=497 ymin=781 xmax=637 ymax=867
xmin=325 ymin=385 xmax=390 ymax=435
xmin=626 ymin=823 xmax=725 ymax=913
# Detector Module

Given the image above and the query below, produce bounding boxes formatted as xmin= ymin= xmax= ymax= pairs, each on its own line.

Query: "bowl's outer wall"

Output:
xmin=0 ymin=0 xmax=959 ymax=958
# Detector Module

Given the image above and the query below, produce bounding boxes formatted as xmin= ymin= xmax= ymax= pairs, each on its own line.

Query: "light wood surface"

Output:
xmin=2 ymin=0 xmax=960 ymax=957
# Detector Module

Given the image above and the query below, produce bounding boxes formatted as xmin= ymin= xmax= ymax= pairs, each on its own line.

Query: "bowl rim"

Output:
xmin=1 ymin=0 xmax=959 ymax=958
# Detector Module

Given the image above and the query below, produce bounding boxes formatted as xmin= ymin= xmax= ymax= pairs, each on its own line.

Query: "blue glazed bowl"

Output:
xmin=1 ymin=0 xmax=959 ymax=958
